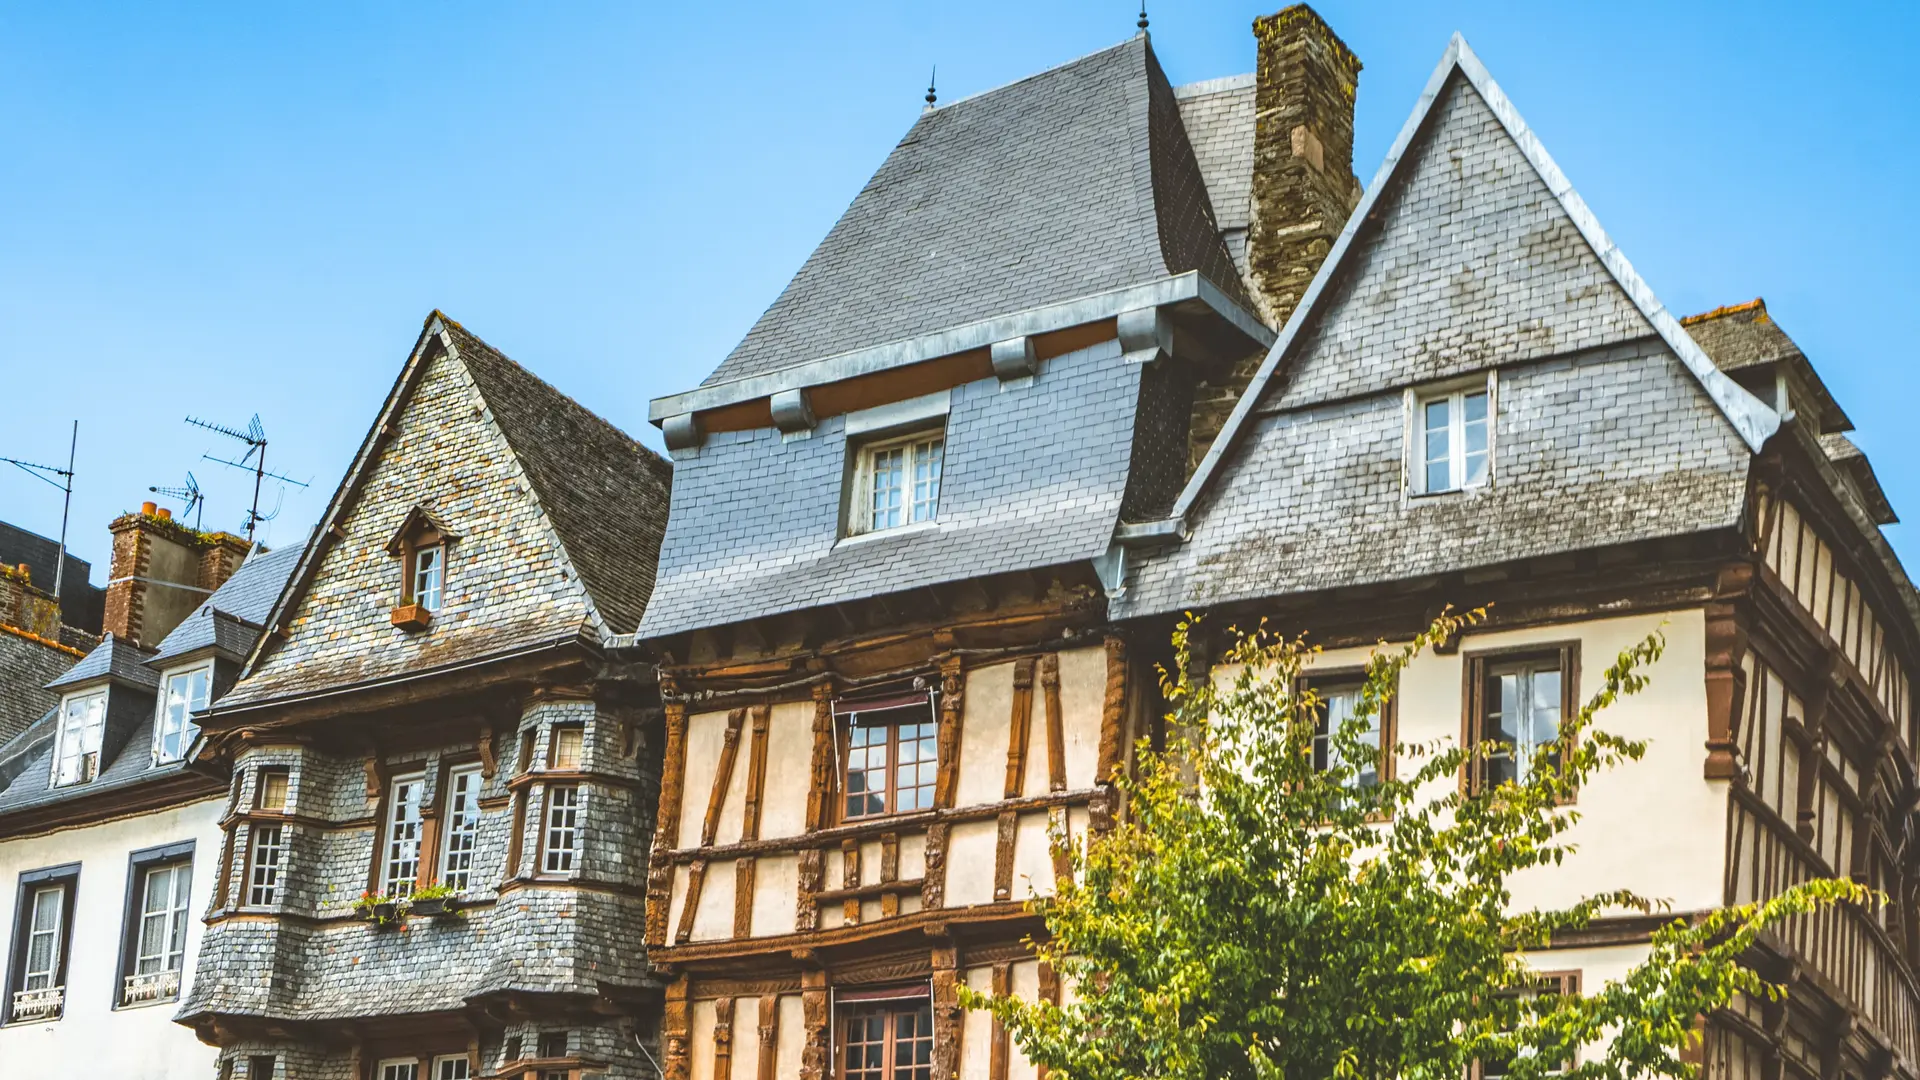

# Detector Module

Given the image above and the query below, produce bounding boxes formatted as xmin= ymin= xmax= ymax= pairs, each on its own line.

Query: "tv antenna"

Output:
xmin=1 ymin=421 xmax=79 ymax=598
xmin=185 ymin=414 xmax=308 ymax=543
xmin=148 ymin=471 xmax=206 ymax=531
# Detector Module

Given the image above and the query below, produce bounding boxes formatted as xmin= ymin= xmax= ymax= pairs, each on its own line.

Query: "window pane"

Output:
xmin=551 ymin=727 xmax=583 ymax=770
xmin=259 ymin=771 xmax=290 ymax=811
xmin=54 ymin=692 xmax=106 ymax=785
xmin=868 ymin=446 xmax=905 ymax=531
xmin=249 ymin=823 xmax=285 ymax=905
xmin=910 ymin=438 xmax=943 ymax=523
xmin=25 ymin=886 xmax=62 ymax=987
xmin=384 ymin=777 xmax=425 ymax=895
xmin=414 ymin=546 xmax=443 ymax=612
xmin=845 ymin=724 xmax=888 ymax=818
xmin=442 ymin=766 xmax=483 ymax=892
xmin=435 ymin=1058 xmax=471 ymax=1080
xmin=1463 ymin=392 xmax=1489 ymax=486
xmin=544 ymin=784 xmax=582 ymax=874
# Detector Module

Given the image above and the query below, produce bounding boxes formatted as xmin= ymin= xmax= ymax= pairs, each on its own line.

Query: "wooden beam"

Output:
xmin=702 ymin=708 xmax=748 ymax=847
xmin=880 ymin=832 xmax=901 ymax=918
xmin=713 ymin=995 xmax=736 ymax=1080
xmin=658 ymin=702 xmax=690 ymax=852
xmin=1050 ymin=805 xmax=1073 ymax=885
xmin=1005 ymin=657 xmax=1037 ymax=798
xmin=989 ymin=963 xmax=1012 ymax=1080
xmin=1098 ymin=635 xmax=1128 ymax=786
xmin=757 ymin=994 xmax=780 ymax=1080
xmin=663 ymin=977 xmax=691 ymax=1080
xmin=841 ymin=837 xmax=863 ymax=925
xmin=733 ymin=857 xmax=757 ymax=939
xmin=676 ymin=860 xmax=707 ymax=945
xmin=922 ymin=822 xmax=948 ymax=911
xmin=743 ymin=705 xmax=771 ymax=841
xmin=795 ymin=848 xmax=823 ymax=933
xmin=1705 ymin=564 xmax=1753 ymax=780
xmin=800 ymin=971 xmax=830 ymax=1080
xmin=1042 ymin=653 xmax=1067 ymax=792
xmin=805 ymin=684 xmax=836 ymax=832
xmin=932 ymin=946 xmax=961 ymax=1080
xmin=935 ymin=656 xmax=967 ymax=808
xmin=993 ymin=809 xmax=1018 ymax=902
xmin=1037 ymin=962 xmax=1061 ymax=1080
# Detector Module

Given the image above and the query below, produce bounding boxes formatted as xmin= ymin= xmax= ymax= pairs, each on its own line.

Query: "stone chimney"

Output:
xmin=101 ymin=501 xmax=252 ymax=648
xmin=1189 ymin=4 xmax=1361 ymax=469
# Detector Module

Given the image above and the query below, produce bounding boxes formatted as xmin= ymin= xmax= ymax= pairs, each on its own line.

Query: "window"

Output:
xmin=1467 ymin=646 xmax=1577 ymax=793
xmin=51 ymin=690 xmax=106 ymax=787
xmin=378 ymin=1060 xmax=420 ymax=1080
xmin=246 ymin=823 xmax=287 ymax=906
xmin=440 ymin=765 xmax=483 ymax=893
xmin=851 ymin=430 xmax=944 ymax=535
xmin=412 ymin=546 xmax=444 ymax=612
xmin=542 ymin=785 xmax=580 ymax=874
xmin=842 ymin=1001 xmax=934 ymax=1080
xmin=382 ymin=773 xmax=426 ymax=896
xmin=248 ymin=1056 xmax=278 ymax=1079
xmin=121 ymin=854 xmax=192 ymax=1006
xmin=1303 ymin=677 xmax=1388 ymax=790
xmin=837 ymin=692 xmax=938 ymax=820
xmin=431 ymin=1056 xmax=471 ymax=1080
xmin=257 ymin=768 xmax=290 ymax=812
xmin=536 ymin=1032 xmax=568 ymax=1058
xmin=550 ymin=726 xmax=583 ymax=770
xmin=1477 ymin=971 xmax=1580 ymax=1080
xmin=154 ymin=665 xmax=212 ymax=765
xmin=6 ymin=865 xmax=78 ymax=1023
xmin=1413 ymin=382 xmax=1490 ymax=494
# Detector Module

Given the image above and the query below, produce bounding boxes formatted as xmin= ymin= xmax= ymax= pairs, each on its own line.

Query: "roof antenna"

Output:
xmin=924 ymin=66 xmax=937 ymax=111
xmin=2 ymin=420 xmax=78 ymax=599
xmin=1137 ymin=1 xmax=1149 ymax=34
xmin=149 ymin=471 xmax=206 ymax=531
xmin=185 ymin=413 xmax=309 ymax=543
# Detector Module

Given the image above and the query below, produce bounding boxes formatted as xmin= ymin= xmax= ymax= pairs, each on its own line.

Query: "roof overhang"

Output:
xmin=649 ymin=271 xmax=1273 ymax=428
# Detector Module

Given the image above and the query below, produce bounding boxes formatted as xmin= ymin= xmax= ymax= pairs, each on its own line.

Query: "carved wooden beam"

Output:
xmin=675 ymin=860 xmax=708 ymax=945
xmin=743 ymin=704 xmax=771 ymax=841
xmin=922 ymin=822 xmax=948 ymax=911
xmin=757 ymin=994 xmax=780 ymax=1080
xmin=658 ymin=703 xmax=690 ymax=852
xmin=1042 ymin=654 xmax=1067 ymax=793
xmin=663 ymin=978 xmax=691 ymax=1080
xmin=993 ymin=809 xmax=1019 ymax=903
xmin=1098 ymin=635 xmax=1128 ymax=786
xmin=1050 ymin=805 xmax=1073 ymax=886
xmin=734 ymin=857 xmax=757 ymax=939
xmin=800 ymin=971 xmax=830 ymax=1080
xmin=931 ymin=946 xmax=961 ymax=1080
xmin=1705 ymin=563 xmax=1754 ymax=780
xmin=1004 ymin=658 xmax=1037 ymax=799
xmin=989 ymin=962 xmax=1012 ymax=1080
xmin=935 ymin=657 xmax=966 ymax=808
xmin=841 ymin=837 xmax=863 ymax=925
xmin=1037 ymin=962 xmax=1061 ymax=1080
xmin=477 ymin=727 xmax=497 ymax=780
xmin=805 ymin=684 xmax=836 ymax=833
xmin=702 ymin=708 xmax=748 ymax=847
xmin=713 ymin=995 xmax=735 ymax=1080
xmin=880 ymin=832 xmax=901 ymax=918
xmin=795 ymin=848 xmax=823 ymax=933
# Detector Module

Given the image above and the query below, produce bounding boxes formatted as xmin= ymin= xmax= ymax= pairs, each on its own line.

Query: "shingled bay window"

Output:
xmin=836 ymin=689 xmax=938 ymax=820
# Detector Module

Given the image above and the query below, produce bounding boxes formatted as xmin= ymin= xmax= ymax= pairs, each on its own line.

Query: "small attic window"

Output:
xmin=385 ymin=506 xmax=459 ymax=631
xmin=1409 ymin=375 xmax=1494 ymax=496
xmin=848 ymin=427 xmax=945 ymax=536
xmin=51 ymin=690 xmax=107 ymax=787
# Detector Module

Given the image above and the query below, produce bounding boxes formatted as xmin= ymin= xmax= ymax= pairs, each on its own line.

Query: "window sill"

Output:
xmin=389 ymin=603 xmax=434 ymax=631
xmin=1408 ymin=482 xmax=1491 ymax=501
xmin=114 ymin=994 xmax=181 ymax=1012
xmin=836 ymin=520 xmax=940 ymax=548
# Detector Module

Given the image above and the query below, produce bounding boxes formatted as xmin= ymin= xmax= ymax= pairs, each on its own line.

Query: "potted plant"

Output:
xmin=353 ymin=890 xmax=404 ymax=929
xmin=408 ymin=884 xmax=460 ymax=918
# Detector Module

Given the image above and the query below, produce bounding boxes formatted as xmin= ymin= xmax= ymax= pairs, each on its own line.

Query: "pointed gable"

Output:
xmin=1114 ymin=37 xmax=1780 ymax=618
xmin=222 ymin=316 xmax=668 ymax=708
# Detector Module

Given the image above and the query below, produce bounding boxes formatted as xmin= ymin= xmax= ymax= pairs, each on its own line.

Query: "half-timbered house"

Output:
xmin=177 ymin=314 xmax=675 ymax=1080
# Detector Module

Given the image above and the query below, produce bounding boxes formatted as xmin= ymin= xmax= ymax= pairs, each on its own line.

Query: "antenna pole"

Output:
xmin=249 ymin=440 xmax=266 ymax=544
xmin=53 ymin=421 xmax=76 ymax=599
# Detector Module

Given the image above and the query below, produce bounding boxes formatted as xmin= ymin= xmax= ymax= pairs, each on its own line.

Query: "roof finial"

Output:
xmin=924 ymin=66 xmax=937 ymax=110
xmin=1137 ymin=1 xmax=1148 ymax=33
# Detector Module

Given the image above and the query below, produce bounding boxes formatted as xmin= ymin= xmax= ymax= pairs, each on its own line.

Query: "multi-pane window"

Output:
xmin=22 ymin=885 xmax=65 ymax=992
xmin=543 ymin=785 xmax=581 ymax=874
xmin=1469 ymin=649 xmax=1574 ymax=792
xmin=440 ymin=765 xmax=483 ymax=893
xmin=382 ymin=774 xmax=426 ymax=895
xmin=247 ymin=824 xmax=286 ymax=906
xmin=51 ymin=690 xmax=106 ymax=786
xmin=378 ymin=1060 xmax=420 ymax=1080
xmin=840 ymin=695 xmax=939 ymax=820
xmin=1478 ymin=972 xmax=1580 ymax=1080
xmin=853 ymin=431 xmax=944 ymax=534
xmin=431 ymin=1056 xmax=471 ymax=1080
xmin=153 ymin=665 xmax=212 ymax=764
xmin=257 ymin=769 xmax=290 ymax=812
xmin=842 ymin=1002 xmax=934 ymax=1080
xmin=412 ymin=546 xmax=444 ymax=612
xmin=1415 ymin=384 xmax=1490 ymax=494
xmin=550 ymin=726 xmax=583 ymax=770
xmin=135 ymin=863 xmax=192 ymax=976
xmin=1306 ymin=681 xmax=1384 ymax=789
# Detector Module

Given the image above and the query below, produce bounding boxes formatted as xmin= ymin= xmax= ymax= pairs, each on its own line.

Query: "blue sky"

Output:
xmin=1 ymin=1 xmax=1913 ymax=583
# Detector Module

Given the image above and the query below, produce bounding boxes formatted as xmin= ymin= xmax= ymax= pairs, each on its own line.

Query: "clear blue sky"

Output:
xmin=2 ymin=2 xmax=1913 ymax=584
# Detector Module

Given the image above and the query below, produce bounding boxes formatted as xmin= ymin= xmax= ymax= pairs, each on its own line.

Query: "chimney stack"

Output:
xmin=101 ymin=502 xmax=252 ymax=648
xmin=1188 ymin=5 xmax=1360 ymax=469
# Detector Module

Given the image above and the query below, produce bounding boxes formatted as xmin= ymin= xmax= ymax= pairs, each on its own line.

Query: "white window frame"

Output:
xmin=152 ymin=662 xmax=213 ymax=766
xmin=134 ymin=862 xmax=193 ymax=976
xmin=439 ymin=765 xmax=483 ymax=894
xmin=50 ymin=689 xmax=107 ymax=787
xmin=377 ymin=1059 xmax=420 ymax=1080
xmin=381 ymin=773 xmax=427 ymax=896
xmin=1409 ymin=374 xmax=1495 ymax=496
xmin=23 ymin=884 xmax=65 ymax=991
xmin=246 ymin=823 xmax=287 ymax=906
xmin=542 ymin=784 xmax=581 ymax=875
xmin=848 ymin=427 xmax=945 ymax=536
xmin=412 ymin=545 xmax=444 ymax=612
xmin=431 ymin=1054 xmax=472 ymax=1080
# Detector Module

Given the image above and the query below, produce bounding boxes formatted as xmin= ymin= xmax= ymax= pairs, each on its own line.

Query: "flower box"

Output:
xmin=389 ymin=603 xmax=432 ymax=631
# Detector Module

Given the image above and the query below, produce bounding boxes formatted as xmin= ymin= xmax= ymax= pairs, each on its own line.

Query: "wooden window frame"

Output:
xmin=1462 ymin=642 xmax=1581 ymax=799
xmin=548 ymin=725 xmax=585 ymax=771
xmin=835 ymin=693 xmax=940 ymax=823
xmin=836 ymin=992 xmax=936 ymax=1080
xmin=152 ymin=662 xmax=213 ymax=766
xmin=429 ymin=1053 xmax=472 ymax=1080
xmin=438 ymin=762 xmax=485 ymax=894
xmin=1472 ymin=970 xmax=1582 ymax=1080
xmin=249 ymin=1055 xmax=278 ymax=1079
xmin=1296 ymin=667 xmax=1397 ymax=801
xmin=376 ymin=1058 xmax=421 ymax=1080
xmin=245 ymin=821 xmax=288 ymax=907
xmin=255 ymin=767 xmax=291 ymax=812
xmin=538 ymin=784 xmax=582 ymax=877
xmin=847 ymin=426 xmax=946 ymax=536
xmin=375 ymin=768 xmax=429 ymax=897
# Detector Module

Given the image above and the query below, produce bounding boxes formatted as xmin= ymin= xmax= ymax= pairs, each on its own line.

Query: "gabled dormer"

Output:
xmin=384 ymin=505 xmax=461 ymax=632
xmin=40 ymin=635 xmax=158 ymax=789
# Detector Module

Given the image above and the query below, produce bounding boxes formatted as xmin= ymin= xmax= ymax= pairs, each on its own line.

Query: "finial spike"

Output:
xmin=925 ymin=65 xmax=937 ymax=109
xmin=1137 ymin=1 xmax=1148 ymax=32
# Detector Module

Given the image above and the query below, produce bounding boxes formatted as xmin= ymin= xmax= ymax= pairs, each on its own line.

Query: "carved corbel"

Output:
xmin=1704 ymin=564 xmax=1753 ymax=780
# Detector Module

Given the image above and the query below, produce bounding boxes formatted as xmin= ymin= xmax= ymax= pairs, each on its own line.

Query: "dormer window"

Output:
xmin=51 ymin=690 xmax=106 ymax=787
xmin=385 ymin=506 xmax=459 ymax=631
xmin=153 ymin=663 xmax=212 ymax=765
xmin=850 ymin=428 xmax=944 ymax=535
xmin=1409 ymin=375 xmax=1493 ymax=496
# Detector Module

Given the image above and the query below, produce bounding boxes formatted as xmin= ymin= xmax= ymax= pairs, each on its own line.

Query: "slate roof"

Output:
xmin=702 ymin=34 xmax=1249 ymax=388
xmin=0 ymin=520 xmax=105 ymax=635
xmin=46 ymin=633 xmax=158 ymax=691
xmin=145 ymin=543 xmax=305 ymax=667
xmin=0 ymin=628 xmax=79 ymax=745
xmin=449 ymin=325 xmax=674 ymax=635
xmin=1174 ymin=73 xmax=1257 ymax=287
xmin=1681 ymin=298 xmax=1852 ymax=435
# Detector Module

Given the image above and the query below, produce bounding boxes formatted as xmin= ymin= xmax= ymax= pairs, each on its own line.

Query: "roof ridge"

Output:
xmin=1165 ymin=31 xmax=1781 ymax=527
xmin=930 ymin=35 xmax=1139 ymax=113
xmin=1681 ymin=297 xmax=1768 ymax=326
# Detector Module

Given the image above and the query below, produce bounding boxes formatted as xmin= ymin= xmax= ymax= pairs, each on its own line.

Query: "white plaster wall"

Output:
xmin=0 ymin=796 xmax=225 ymax=1079
xmin=1055 ymin=645 xmax=1107 ymax=789
xmin=760 ymin=702 xmax=814 ymax=840
xmin=957 ymin=662 xmax=1015 ymax=807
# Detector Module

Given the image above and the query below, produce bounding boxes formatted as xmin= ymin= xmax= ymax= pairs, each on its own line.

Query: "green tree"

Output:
xmin=963 ymin=612 xmax=1865 ymax=1080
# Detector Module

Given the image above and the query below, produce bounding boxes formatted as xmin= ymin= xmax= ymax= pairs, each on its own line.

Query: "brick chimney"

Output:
xmin=1189 ymin=4 xmax=1361 ymax=469
xmin=101 ymin=501 xmax=253 ymax=648
xmin=0 ymin=562 xmax=61 ymax=639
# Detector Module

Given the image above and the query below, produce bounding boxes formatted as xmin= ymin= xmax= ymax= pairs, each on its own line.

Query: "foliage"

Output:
xmin=409 ymin=883 xmax=457 ymax=902
xmin=353 ymin=890 xmax=404 ymax=925
xmin=961 ymin=612 xmax=1869 ymax=1080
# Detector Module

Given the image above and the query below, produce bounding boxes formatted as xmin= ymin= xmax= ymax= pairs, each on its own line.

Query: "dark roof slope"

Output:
xmin=0 ymin=629 xmax=80 ymax=745
xmin=703 ymin=35 xmax=1248 ymax=388
xmin=47 ymin=634 xmax=157 ymax=691
xmin=146 ymin=543 xmax=305 ymax=666
xmin=451 ymin=325 xmax=674 ymax=635
xmin=0 ymin=520 xmax=104 ymax=634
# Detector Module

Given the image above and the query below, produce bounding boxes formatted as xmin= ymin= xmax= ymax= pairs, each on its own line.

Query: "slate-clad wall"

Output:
xmin=642 ymin=338 xmax=1140 ymax=637
xmin=0 ymin=630 xmax=75 ymax=744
